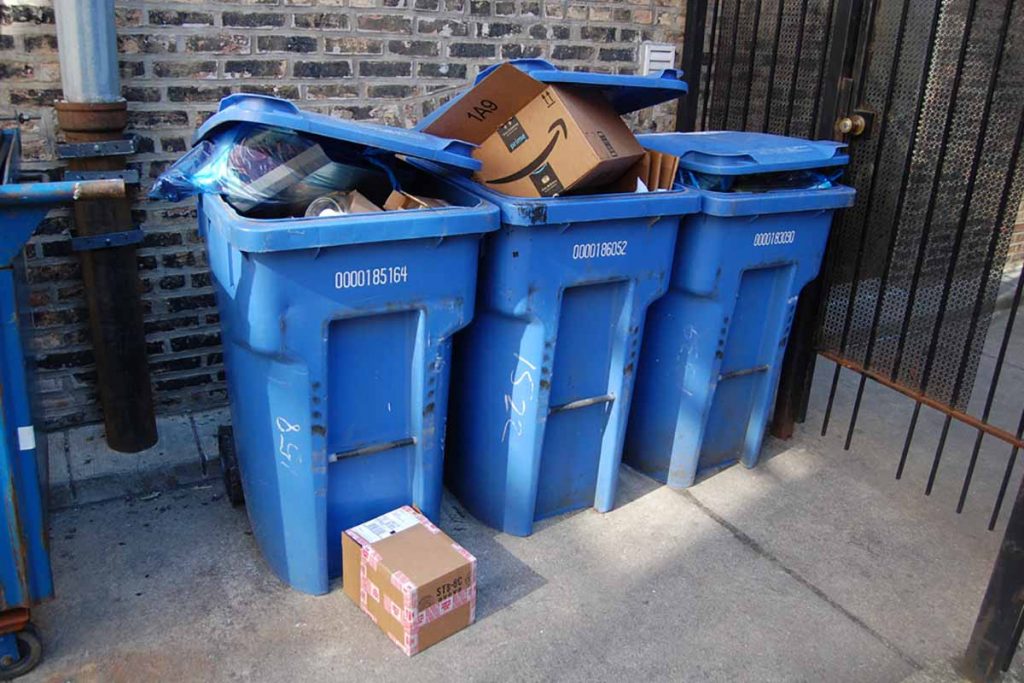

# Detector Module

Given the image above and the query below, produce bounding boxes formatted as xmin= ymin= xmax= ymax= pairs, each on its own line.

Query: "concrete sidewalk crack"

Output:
xmin=188 ymin=412 xmax=209 ymax=477
xmin=681 ymin=490 xmax=925 ymax=672
xmin=62 ymin=429 xmax=77 ymax=502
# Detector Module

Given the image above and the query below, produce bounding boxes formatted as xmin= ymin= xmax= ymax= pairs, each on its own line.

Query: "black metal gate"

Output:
xmin=679 ymin=0 xmax=1024 ymax=678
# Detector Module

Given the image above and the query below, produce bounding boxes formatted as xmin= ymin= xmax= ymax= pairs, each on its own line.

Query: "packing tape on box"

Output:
xmin=358 ymin=578 xmax=379 ymax=624
xmin=450 ymin=542 xmax=478 ymax=622
xmin=361 ymin=543 xmax=382 ymax=571
xmin=402 ymin=505 xmax=442 ymax=535
xmin=391 ymin=569 xmax=418 ymax=611
xmin=361 ymin=577 xmax=381 ymax=603
xmin=413 ymin=585 xmax=477 ymax=633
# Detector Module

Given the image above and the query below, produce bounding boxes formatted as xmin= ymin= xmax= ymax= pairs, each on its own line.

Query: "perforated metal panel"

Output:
xmin=822 ymin=0 xmax=1024 ymax=411
xmin=690 ymin=0 xmax=1024 ymax=412
xmin=698 ymin=0 xmax=835 ymax=136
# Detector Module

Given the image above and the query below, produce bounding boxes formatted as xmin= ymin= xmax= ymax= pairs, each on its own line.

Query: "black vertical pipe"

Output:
xmin=964 ymin=473 xmax=1024 ymax=680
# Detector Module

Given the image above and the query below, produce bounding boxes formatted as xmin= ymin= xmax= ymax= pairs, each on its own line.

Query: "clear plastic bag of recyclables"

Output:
xmin=683 ymin=167 xmax=844 ymax=193
xmin=149 ymin=124 xmax=387 ymax=218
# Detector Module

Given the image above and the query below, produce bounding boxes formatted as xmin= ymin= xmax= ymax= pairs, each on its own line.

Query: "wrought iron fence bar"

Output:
xmin=903 ymin=0 xmax=1007 ymax=493
xmin=935 ymin=110 xmax=1022 ymax=501
xmin=886 ymin=7 xmax=980 ymax=404
xmin=965 ymin=450 xmax=1024 ymax=681
xmin=809 ymin=0 xmax=840 ymax=139
xmin=762 ymin=0 xmax=787 ymax=132
xmin=700 ymin=0 xmax=719 ymax=132
xmin=960 ymin=264 xmax=1024 ymax=513
xmin=719 ymin=0 xmax=743 ymax=129
xmin=699 ymin=0 xmax=721 ymax=131
xmin=989 ymin=409 xmax=1024 ymax=531
xmin=739 ymin=0 xmax=764 ymax=131
xmin=783 ymin=0 xmax=811 ymax=137
xmin=819 ymin=351 xmax=1024 ymax=450
xmin=841 ymin=0 xmax=944 ymax=452
xmin=820 ymin=0 xmax=915 ymax=438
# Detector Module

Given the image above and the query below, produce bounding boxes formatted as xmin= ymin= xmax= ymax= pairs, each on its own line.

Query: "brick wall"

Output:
xmin=0 ymin=0 xmax=685 ymax=429
xmin=1009 ymin=197 xmax=1024 ymax=270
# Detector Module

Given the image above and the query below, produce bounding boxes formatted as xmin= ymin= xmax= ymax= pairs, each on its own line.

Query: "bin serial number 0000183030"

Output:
xmin=334 ymin=266 xmax=408 ymax=289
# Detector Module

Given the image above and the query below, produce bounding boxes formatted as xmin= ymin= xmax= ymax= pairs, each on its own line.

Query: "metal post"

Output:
xmin=964 ymin=474 xmax=1024 ymax=681
xmin=52 ymin=0 xmax=120 ymax=104
xmin=53 ymin=0 xmax=157 ymax=452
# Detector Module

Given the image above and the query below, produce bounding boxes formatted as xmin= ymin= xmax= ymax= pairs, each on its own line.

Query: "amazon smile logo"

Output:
xmin=485 ymin=119 xmax=568 ymax=185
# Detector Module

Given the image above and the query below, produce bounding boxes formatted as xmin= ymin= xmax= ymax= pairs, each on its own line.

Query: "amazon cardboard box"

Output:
xmin=342 ymin=506 xmax=477 ymax=656
xmin=422 ymin=64 xmax=644 ymax=198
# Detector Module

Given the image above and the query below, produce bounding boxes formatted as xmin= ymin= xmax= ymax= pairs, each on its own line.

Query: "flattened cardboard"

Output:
xmin=349 ymin=190 xmax=383 ymax=213
xmin=659 ymin=152 xmax=677 ymax=190
xmin=383 ymin=190 xmax=450 ymax=211
xmin=343 ymin=506 xmax=477 ymax=657
xmin=648 ymin=150 xmax=662 ymax=192
xmin=424 ymin=65 xmax=644 ymax=198
xmin=599 ymin=149 xmax=680 ymax=194
xmin=639 ymin=153 xmax=652 ymax=189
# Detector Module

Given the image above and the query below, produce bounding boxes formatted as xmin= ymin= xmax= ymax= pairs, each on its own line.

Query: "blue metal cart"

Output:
xmin=0 ymin=128 xmax=124 ymax=678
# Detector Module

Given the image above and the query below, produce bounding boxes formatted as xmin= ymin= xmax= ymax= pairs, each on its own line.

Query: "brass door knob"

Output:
xmin=835 ymin=114 xmax=867 ymax=136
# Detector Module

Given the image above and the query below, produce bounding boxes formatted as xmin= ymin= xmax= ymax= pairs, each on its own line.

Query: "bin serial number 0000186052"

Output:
xmin=572 ymin=240 xmax=629 ymax=260
xmin=334 ymin=266 xmax=408 ymax=289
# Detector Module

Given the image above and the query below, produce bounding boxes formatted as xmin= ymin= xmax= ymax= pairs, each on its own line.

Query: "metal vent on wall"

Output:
xmin=641 ymin=43 xmax=677 ymax=75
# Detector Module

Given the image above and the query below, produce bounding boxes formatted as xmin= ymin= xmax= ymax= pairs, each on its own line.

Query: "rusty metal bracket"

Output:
xmin=64 ymin=169 xmax=139 ymax=185
xmin=0 ymin=609 xmax=30 ymax=637
xmin=71 ymin=227 xmax=144 ymax=252
xmin=820 ymin=351 xmax=1024 ymax=450
xmin=56 ymin=138 xmax=135 ymax=159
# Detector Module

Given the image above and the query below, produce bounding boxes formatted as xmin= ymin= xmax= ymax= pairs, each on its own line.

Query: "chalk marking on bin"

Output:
xmin=276 ymin=416 xmax=301 ymax=465
xmin=501 ymin=353 xmax=537 ymax=442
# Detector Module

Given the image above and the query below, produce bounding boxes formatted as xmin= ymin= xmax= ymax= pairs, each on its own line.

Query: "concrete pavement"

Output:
xmin=23 ymin=306 xmax=1024 ymax=682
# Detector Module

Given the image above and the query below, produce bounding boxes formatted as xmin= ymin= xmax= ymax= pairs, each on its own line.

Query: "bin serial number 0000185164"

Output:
xmin=334 ymin=266 xmax=408 ymax=289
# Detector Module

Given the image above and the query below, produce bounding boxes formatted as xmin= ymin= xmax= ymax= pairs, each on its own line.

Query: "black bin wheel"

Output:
xmin=218 ymin=425 xmax=245 ymax=507
xmin=0 ymin=624 xmax=42 ymax=680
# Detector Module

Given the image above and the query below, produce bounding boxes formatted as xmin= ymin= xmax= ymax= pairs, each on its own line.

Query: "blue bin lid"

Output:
xmin=478 ymin=59 xmax=688 ymax=115
xmin=196 ymin=94 xmax=481 ymax=173
xmin=637 ymin=132 xmax=849 ymax=175
xmin=416 ymin=59 xmax=688 ymax=132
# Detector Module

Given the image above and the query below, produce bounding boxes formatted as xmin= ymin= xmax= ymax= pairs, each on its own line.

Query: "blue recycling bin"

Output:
xmin=416 ymin=61 xmax=701 ymax=536
xmin=195 ymin=95 xmax=499 ymax=594
xmin=625 ymin=132 xmax=856 ymax=488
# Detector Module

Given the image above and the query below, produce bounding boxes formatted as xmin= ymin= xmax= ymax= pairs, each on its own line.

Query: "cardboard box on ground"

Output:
xmin=343 ymin=506 xmax=477 ymax=656
xmin=423 ymin=64 xmax=678 ymax=198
